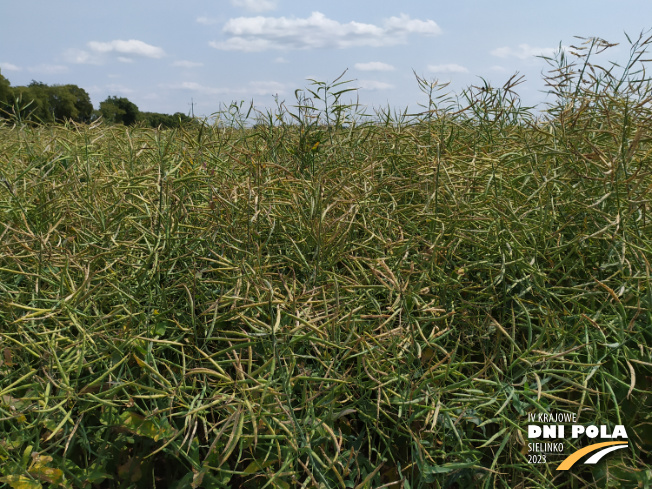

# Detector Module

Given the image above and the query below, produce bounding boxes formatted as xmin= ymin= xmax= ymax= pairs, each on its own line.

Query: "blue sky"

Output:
xmin=2 ymin=1 xmax=651 ymax=118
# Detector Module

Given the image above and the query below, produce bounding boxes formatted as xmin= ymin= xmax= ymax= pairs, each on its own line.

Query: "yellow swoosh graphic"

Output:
xmin=557 ymin=441 xmax=628 ymax=471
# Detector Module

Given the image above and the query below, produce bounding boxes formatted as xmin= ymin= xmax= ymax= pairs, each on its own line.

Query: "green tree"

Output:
xmin=99 ymin=96 xmax=139 ymax=125
xmin=139 ymin=111 xmax=194 ymax=128
xmin=49 ymin=85 xmax=93 ymax=122
xmin=172 ymin=112 xmax=193 ymax=126
xmin=9 ymin=81 xmax=93 ymax=123
xmin=0 ymin=70 xmax=12 ymax=116
xmin=13 ymin=81 xmax=52 ymax=122
xmin=48 ymin=86 xmax=77 ymax=121
xmin=69 ymin=85 xmax=93 ymax=122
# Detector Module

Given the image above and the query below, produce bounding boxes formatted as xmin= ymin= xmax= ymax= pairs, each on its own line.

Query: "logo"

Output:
xmin=526 ymin=412 xmax=629 ymax=470
xmin=556 ymin=441 xmax=628 ymax=470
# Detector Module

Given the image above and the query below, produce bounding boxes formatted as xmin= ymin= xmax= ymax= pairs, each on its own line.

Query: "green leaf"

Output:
xmin=243 ymin=459 xmax=278 ymax=475
xmin=119 ymin=411 xmax=174 ymax=441
xmin=153 ymin=321 xmax=167 ymax=336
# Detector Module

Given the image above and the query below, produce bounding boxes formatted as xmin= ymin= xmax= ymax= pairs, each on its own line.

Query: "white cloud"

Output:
xmin=355 ymin=61 xmax=395 ymax=72
xmin=174 ymin=81 xmax=208 ymax=91
xmin=65 ymin=40 xmax=165 ymax=65
xmin=427 ymin=63 xmax=469 ymax=74
xmin=172 ymin=60 xmax=204 ymax=68
xmin=274 ymin=57 xmax=289 ymax=63
xmin=489 ymin=65 xmax=507 ymax=72
xmin=210 ymin=11 xmax=441 ymax=52
xmin=64 ymin=48 xmax=100 ymax=65
xmin=88 ymin=83 xmax=136 ymax=97
xmin=88 ymin=39 xmax=166 ymax=59
xmin=490 ymin=44 xmax=561 ymax=60
xmin=230 ymin=0 xmax=277 ymax=13
xmin=210 ymin=38 xmax=271 ymax=52
xmin=248 ymin=80 xmax=285 ymax=95
xmin=384 ymin=14 xmax=441 ymax=36
xmin=358 ymin=80 xmax=394 ymax=91
xmin=0 ymin=62 xmax=21 ymax=72
xmin=169 ymin=80 xmax=286 ymax=96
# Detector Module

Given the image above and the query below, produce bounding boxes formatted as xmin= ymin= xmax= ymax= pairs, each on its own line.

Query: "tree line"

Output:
xmin=0 ymin=71 xmax=194 ymax=128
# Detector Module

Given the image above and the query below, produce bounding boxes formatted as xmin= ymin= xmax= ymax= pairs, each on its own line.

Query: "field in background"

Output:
xmin=1 ymin=37 xmax=651 ymax=488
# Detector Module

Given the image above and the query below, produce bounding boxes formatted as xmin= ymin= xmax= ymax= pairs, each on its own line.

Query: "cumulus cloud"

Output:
xmin=64 ymin=48 xmax=99 ymax=65
xmin=172 ymin=60 xmax=204 ymax=68
xmin=355 ymin=61 xmax=395 ymax=72
xmin=384 ymin=15 xmax=441 ymax=36
xmin=0 ymin=62 xmax=21 ymax=72
xmin=209 ymin=12 xmax=441 ymax=52
xmin=358 ymin=80 xmax=394 ymax=91
xmin=490 ymin=44 xmax=561 ymax=60
xmin=65 ymin=39 xmax=165 ymax=65
xmin=427 ymin=63 xmax=469 ymax=74
xmin=88 ymin=40 xmax=166 ymax=58
xmin=231 ymin=0 xmax=277 ymax=13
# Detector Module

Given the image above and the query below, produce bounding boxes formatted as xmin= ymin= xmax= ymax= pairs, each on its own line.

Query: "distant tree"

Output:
xmin=139 ymin=111 xmax=170 ymax=128
xmin=66 ymin=85 xmax=93 ymax=122
xmin=139 ymin=110 xmax=194 ymax=128
xmin=172 ymin=112 xmax=194 ymax=126
xmin=49 ymin=85 xmax=93 ymax=122
xmin=0 ymin=71 xmax=10 ymax=100
xmin=8 ymin=81 xmax=94 ymax=123
xmin=13 ymin=81 xmax=52 ymax=122
xmin=1 ymin=74 xmax=188 ymax=126
xmin=0 ymin=71 xmax=12 ymax=118
xmin=99 ymin=96 xmax=139 ymax=125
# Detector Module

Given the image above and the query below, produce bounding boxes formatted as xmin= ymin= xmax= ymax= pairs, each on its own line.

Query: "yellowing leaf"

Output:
xmin=0 ymin=475 xmax=42 ymax=489
xmin=30 ymin=467 xmax=64 ymax=486
xmin=27 ymin=454 xmax=65 ymax=486
xmin=133 ymin=355 xmax=147 ymax=368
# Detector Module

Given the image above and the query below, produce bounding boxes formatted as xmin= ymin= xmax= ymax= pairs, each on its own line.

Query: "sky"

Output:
xmin=2 ymin=1 xmax=652 ymax=119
